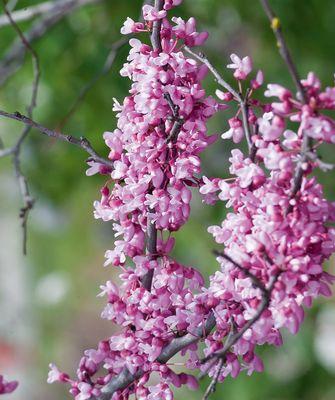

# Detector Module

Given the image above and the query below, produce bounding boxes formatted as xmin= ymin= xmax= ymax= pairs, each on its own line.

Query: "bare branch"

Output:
xmin=0 ymin=110 xmax=114 ymax=168
xmin=259 ymin=0 xmax=307 ymax=102
xmin=58 ymin=0 xmax=154 ymax=127
xmin=0 ymin=0 xmax=100 ymax=28
xmin=2 ymin=0 xmax=41 ymax=253
xmin=0 ymin=0 xmax=102 ymax=86
xmin=259 ymin=0 xmax=312 ymax=215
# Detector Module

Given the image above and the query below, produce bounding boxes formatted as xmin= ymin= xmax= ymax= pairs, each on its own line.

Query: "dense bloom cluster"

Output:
xmin=47 ymin=1 xmax=335 ymax=399
xmin=200 ymin=62 xmax=335 ymax=381
xmin=0 ymin=375 xmax=18 ymax=395
xmin=93 ymin=6 xmax=219 ymax=268
xmin=50 ymin=1 xmax=218 ymax=399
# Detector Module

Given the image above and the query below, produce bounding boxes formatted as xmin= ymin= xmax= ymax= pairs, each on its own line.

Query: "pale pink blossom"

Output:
xmin=142 ymin=4 xmax=167 ymax=21
xmin=227 ymin=54 xmax=253 ymax=80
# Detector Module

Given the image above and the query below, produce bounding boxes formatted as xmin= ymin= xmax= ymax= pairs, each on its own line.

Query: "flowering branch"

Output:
xmin=43 ymin=1 xmax=334 ymax=399
xmin=199 ymin=252 xmax=280 ymax=399
xmin=140 ymin=0 xmax=165 ymax=292
xmin=95 ymin=313 xmax=216 ymax=400
xmin=1 ymin=1 xmax=332 ymax=400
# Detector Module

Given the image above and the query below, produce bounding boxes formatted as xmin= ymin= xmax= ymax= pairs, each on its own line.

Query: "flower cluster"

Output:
xmin=93 ymin=4 xmax=219 ymax=267
xmin=49 ymin=1 xmax=218 ymax=399
xmin=200 ymin=56 xmax=335 ymax=381
xmin=47 ymin=1 xmax=335 ymax=399
xmin=0 ymin=375 xmax=18 ymax=395
xmin=48 ymin=257 xmax=207 ymax=399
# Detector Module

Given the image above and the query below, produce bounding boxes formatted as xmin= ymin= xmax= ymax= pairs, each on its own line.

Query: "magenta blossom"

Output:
xmin=0 ymin=375 xmax=18 ymax=395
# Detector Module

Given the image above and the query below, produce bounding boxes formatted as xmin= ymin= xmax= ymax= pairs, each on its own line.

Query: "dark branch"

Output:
xmin=141 ymin=0 xmax=165 ymax=291
xmin=150 ymin=0 xmax=164 ymax=52
xmin=163 ymin=93 xmax=184 ymax=143
xmin=0 ymin=0 xmax=103 ymax=86
xmin=201 ymin=270 xmax=280 ymax=366
xmin=58 ymin=0 xmax=154 ymax=127
xmin=2 ymin=0 xmax=41 ymax=254
xmin=259 ymin=0 xmax=307 ymax=102
xmin=0 ymin=110 xmax=114 ymax=168
xmin=259 ymin=0 xmax=311 ymax=215
xmin=95 ymin=313 xmax=216 ymax=400
xmin=214 ymin=251 xmax=266 ymax=293
xmin=0 ymin=0 xmax=100 ymax=27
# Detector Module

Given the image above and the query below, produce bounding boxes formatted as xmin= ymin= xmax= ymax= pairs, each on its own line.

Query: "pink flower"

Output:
xmin=258 ymin=112 xmax=284 ymax=141
xmin=199 ymin=176 xmax=219 ymax=194
xmin=227 ymin=54 xmax=253 ymax=80
xmin=264 ymin=83 xmax=291 ymax=100
xmin=172 ymin=17 xmax=208 ymax=46
xmin=47 ymin=364 xmax=69 ymax=384
xmin=164 ymin=0 xmax=183 ymax=10
xmin=120 ymin=17 xmax=145 ymax=35
xmin=142 ymin=4 xmax=167 ymax=21
xmin=215 ymin=89 xmax=233 ymax=101
xmin=0 ymin=375 xmax=18 ymax=395
xmin=251 ymin=70 xmax=264 ymax=89
xmin=222 ymin=117 xmax=244 ymax=143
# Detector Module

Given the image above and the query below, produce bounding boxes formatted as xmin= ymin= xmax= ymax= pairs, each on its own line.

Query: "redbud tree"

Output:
xmin=0 ymin=0 xmax=334 ymax=399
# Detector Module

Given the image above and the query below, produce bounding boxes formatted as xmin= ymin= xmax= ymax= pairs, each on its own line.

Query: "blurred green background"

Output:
xmin=0 ymin=0 xmax=334 ymax=399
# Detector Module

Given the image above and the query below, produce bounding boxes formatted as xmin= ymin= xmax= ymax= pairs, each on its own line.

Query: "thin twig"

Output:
xmin=58 ymin=38 xmax=128 ymax=128
xmin=306 ymin=151 xmax=334 ymax=171
xmin=0 ymin=0 xmax=99 ymax=28
xmin=202 ymin=358 xmax=224 ymax=400
xmin=259 ymin=0 xmax=311 ymax=215
xmin=2 ymin=0 xmax=41 ymax=254
xmin=0 ymin=110 xmax=114 ymax=168
xmin=0 ymin=0 xmax=102 ymax=86
xmin=259 ymin=0 xmax=306 ymax=102
xmin=58 ymin=0 xmax=154 ymax=127
xmin=184 ymin=46 xmax=253 ymax=152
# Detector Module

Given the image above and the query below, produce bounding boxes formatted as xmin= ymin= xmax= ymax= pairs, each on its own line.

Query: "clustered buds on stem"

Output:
xmin=45 ymin=1 xmax=335 ymax=400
